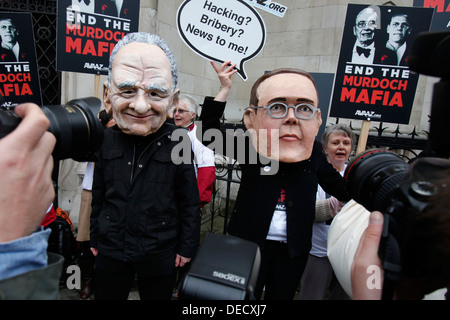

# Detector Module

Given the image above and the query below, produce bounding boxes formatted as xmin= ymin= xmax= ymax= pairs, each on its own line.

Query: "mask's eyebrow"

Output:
xmin=117 ymin=81 xmax=135 ymax=89
xmin=267 ymin=97 xmax=315 ymax=104
xmin=296 ymin=98 xmax=315 ymax=104
xmin=146 ymin=84 xmax=168 ymax=95
xmin=116 ymin=82 xmax=169 ymax=95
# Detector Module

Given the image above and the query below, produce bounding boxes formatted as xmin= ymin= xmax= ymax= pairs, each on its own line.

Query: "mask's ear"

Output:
xmin=316 ymin=110 xmax=323 ymax=128
xmin=171 ymin=88 xmax=180 ymax=110
xmin=313 ymin=110 xmax=323 ymax=140
xmin=103 ymin=81 xmax=112 ymax=115
xmin=243 ymin=107 xmax=257 ymax=130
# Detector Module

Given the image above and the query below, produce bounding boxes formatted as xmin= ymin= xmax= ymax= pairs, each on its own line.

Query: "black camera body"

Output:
xmin=408 ymin=31 xmax=450 ymax=159
xmin=345 ymin=150 xmax=449 ymax=295
xmin=0 ymin=97 xmax=104 ymax=162
xmin=343 ymin=30 xmax=450 ymax=299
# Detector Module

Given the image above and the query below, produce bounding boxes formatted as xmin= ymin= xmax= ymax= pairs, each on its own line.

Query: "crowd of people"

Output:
xmin=0 ymin=30 xmax=449 ymax=301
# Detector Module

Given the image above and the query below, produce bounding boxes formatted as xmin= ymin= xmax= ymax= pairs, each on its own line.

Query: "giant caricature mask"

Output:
xmin=104 ymin=42 xmax=177 ymax=136
xmin=243 ymin=71 xmax=322 ymax=163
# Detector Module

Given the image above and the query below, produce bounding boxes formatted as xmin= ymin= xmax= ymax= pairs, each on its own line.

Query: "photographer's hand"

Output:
xmin=351 ymin=211 xmax=384 ymax=300
xmin=0 ymin=103 xmax=56 ymax=243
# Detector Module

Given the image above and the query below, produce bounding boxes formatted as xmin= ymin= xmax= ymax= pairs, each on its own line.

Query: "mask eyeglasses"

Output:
xmin=246 ymin=102 xmax=319 ymax=120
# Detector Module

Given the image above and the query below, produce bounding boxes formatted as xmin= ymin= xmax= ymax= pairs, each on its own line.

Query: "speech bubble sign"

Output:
xmin=177 ymin=0 xmax=266 ymax=80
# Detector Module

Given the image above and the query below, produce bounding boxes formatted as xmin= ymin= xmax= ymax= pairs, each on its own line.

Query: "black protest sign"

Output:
xmin=0 ymin=13 xmax=42 ymax=108
xmin=56 ymin=0 xmax=140 ymax=75
xmin=413 ymin=0 xmax=450 ymax=31
xmin=330 ymin=4 xmax=433 ymax=124
xmin=311 ymin=72 xmax=335 ymax=141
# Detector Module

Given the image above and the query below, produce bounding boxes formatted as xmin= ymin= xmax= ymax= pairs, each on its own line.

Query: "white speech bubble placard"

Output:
xmin=177 ymin=0 xmax=266 ymax=80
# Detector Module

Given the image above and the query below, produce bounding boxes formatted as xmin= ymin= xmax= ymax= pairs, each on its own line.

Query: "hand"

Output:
xmin=351 ymin=211 xmax=384 ymax=300
xmin=0 ymin=103 xmax=56 ymax=243
xmin=210 ymin=60 xmax=237 ymax=102
xmin=175 ymin=254 xmax=191 ymax=268
xmin=91 ymin=247 xmax=98 ymax=256
xmin=329 ymin=196 xmax=344 ymax=217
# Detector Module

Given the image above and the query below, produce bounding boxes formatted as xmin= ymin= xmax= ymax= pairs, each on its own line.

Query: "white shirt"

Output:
xmin=267 ymin=189 xmax=287 ymax=242
xmin=81 ymin=162 xmax=94 ymax=191
xmin=70 ymin=0 xmax=95 ymax=14
xmin=351 ymin=41 xmax=376 ymax=64
xmin=187 ymin=124 xmax=215 ymax=177
xmin=114 ymin=0 xmax=123 ymax=17
xmin=309 ymin=166 xmax=345 ymax=257
xmin=11 ymin=42 xmax=20 ymax=62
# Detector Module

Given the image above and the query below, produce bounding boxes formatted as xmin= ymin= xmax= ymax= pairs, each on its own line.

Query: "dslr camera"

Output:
xmin=343 ymin=31 xmax=450 ymax=299
xmin=0 ymin=97 xmax=104 ymax=161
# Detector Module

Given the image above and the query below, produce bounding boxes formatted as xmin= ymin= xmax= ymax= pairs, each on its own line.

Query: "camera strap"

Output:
xmin=380 ymin=213 xmax=402 ymax=300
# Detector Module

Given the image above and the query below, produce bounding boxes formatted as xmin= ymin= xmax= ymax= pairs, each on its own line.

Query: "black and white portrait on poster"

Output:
xmin=56 ymin=0 xmax=140 ymax=75
xmin=0 ymin=12 xmax=42 ymax=108
xmin=330 ymin=4 xmax=433 ymax=124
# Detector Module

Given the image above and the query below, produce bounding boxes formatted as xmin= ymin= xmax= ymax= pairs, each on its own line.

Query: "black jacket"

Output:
xmin=379 ymin=46 xmax=409 ymax=66
xmin=199 ymin=97 xmax=350 ymax=258
xmin=95 ymin=0 xmax=134 ymax=18
xmin=0 ymin=46 xmax=27 ymax=62
xmin=90 ymin=123 xmax=201 ymax=273
xmin=227 ymin=144 xmax=349 ymax=258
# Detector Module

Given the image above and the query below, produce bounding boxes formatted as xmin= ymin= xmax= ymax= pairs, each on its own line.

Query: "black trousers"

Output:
xmin=94 ymin=256 xmax=175 ymax=300
xmin=254 ymin=240 xmax=308 ymax=300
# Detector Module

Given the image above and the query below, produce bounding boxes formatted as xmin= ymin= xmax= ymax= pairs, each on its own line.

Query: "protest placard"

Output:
xmin=177 ymin=0 xmax=266 ymax=80
xmin=0 ymin=12 xmax=42 ymax=108
xmin=414 ymin=0 xmax=450 ymax=30
xmin=330 ymin=4 xmax=433 ymax=125
xmin=56 ymin=0 xmax=140 ymax=75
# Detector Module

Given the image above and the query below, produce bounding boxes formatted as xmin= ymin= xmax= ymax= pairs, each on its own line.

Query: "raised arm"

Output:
xmin=210 ymin=60 xmax=237 ymax=102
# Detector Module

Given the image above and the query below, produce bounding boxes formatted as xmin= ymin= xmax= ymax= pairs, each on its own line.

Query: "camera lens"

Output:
xmin=344 ymin=149 xmax=409 ymax=211
xmin=41 ymin=97 xmax=104 ymax=161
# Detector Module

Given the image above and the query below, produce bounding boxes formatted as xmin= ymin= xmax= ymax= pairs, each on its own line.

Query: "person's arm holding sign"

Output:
xmin=200 ymin=60 xmax=237 ymax=132
xmin=210 ymin=60 xmax=237 ymax=102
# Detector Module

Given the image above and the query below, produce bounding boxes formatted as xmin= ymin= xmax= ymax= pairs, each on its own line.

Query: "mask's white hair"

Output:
xmin=107 ymin=32 xmax=178 ymax=92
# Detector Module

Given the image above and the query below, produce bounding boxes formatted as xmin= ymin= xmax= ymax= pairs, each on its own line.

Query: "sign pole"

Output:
xmin=94 ymin=74 xmax=101 ymax=99
xmin=356 ymin=120 xmax=370 ymax=155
